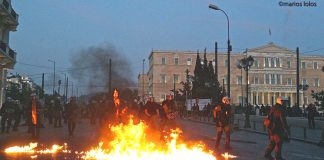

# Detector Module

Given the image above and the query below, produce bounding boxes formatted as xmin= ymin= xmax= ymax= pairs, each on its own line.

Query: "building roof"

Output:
xmin=247 ymin=42 xmax=294 ymax=54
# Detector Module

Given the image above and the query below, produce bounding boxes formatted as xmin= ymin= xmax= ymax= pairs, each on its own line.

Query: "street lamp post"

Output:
xmin=238 ymin=55 xmax=254 ymax=128
xmin=236 ymin=61 xmax=243 ymax=106
xmin=48 ymin=59 xmax=56 ymax=95
xmin=209 ymin=4 xmax=232 ymax=98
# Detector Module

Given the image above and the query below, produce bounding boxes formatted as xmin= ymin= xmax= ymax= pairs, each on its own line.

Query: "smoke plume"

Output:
xmin=69 ymin=43 xmax=135 ymax=94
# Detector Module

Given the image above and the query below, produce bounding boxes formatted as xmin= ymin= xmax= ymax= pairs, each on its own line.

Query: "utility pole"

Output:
xmin=142 ymin=59 xmax=145 ymax=100
xmin=48 ymin=59 xmax=56 ymax=95
xmin=71 ymin=81 xmax=74 ymax=97
xmin=109 ymin=58 xmax=112 ymax=94
xmin=41 ymin=73 xmax=44 ymax=98
xmin=215 ymin=42 xmax=218 ymax=80
xmin=296 ymin=47 xmax=300 ymax=108
xmin=65 ymin=77 xmax=68 ymax=102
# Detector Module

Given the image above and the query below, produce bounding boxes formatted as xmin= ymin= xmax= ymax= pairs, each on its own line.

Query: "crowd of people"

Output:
xmin=0 ymin=91 xmax=321 ymax=159
xmin=0 ymin=94 xmax=79 ymax=139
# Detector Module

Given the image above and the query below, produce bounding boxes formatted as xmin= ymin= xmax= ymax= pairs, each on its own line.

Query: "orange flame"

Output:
xmin=5 ymin=143 xmax=65 ymax=154
xmin=221 ymin=152 xmax=238 ymax=159
xmin=82 ymin=116 xmax=216 ymax=160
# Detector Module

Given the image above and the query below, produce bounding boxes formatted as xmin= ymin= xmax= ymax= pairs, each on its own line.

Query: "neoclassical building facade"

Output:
xmin=139 ymin=43 xmax=324 ymax=107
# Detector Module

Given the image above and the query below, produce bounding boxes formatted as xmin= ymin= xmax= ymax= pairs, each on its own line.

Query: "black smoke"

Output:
xmin=69 ymin=43 xmax=135 ymax=94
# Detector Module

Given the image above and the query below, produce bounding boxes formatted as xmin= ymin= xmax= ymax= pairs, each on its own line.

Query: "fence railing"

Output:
xmin=179 ymin=110 xmax=323 ymax=144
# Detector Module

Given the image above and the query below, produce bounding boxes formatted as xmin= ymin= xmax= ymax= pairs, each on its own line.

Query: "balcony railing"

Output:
xmin=0 ymin=42 xmax=16 ymax=60
xmin=2 ymin=0 xmax=9 ymax=10
xmin=1 ymin=0 xmax=19 ymax=23
xmin=0 ymin=42 xmax=7 ymax=52
xmin=9 ymin=48 xmax=16 ymax=60
xmin=10 ymin=9 xmax=17 ymax=20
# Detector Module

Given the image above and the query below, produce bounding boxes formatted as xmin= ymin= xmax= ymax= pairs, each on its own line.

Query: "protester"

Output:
xmin=0 ymin=97 xmax=16 ymax=133
xmin=160 ymin=95 xmax=177 ymax=139
xmin=213 ymin=96 xmax=233 ymax=151
xmin=306 ymin=103 xmax=316 ymax=129
xmin=65 ymin=97 xmax=78 ymax=136
xmin=264 ymin=96 xmax=290 ymax=160
xmin=143 ymin=96 xmax=160 ymax=130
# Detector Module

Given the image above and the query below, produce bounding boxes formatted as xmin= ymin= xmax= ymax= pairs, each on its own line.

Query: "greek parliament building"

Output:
xmin=138 ymin=43 xmax=324 ymax=107
xmin=0 ymin=0 xmax=19 ymax=106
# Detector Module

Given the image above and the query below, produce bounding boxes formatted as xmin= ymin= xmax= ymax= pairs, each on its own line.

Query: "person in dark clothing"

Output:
xmin=160 ymin=95 xmax=177 ymax=139
xmin=143 ymin=97 xmax=160 ymax=130
xmin=29 ymin=95 xmax=42 ymax=139
xmin=264 ymin=96 xmax=289 ymax=160
xmin=65 ymin=97 xmax=78 ymax=136
xmin=306 ymin=103 xmax=316 ymax=129
xmin=244 ymin=103 xmax=252 ymax=128
xmin=213 ymin=96 xmax=233 ymax=150
xmin=1 ymin=98 xmax=16 ymax=133
xmin=53 ymin=99 xmax=63 ymax=128
xmin=12 ymin=100 xmax=21 ymax=131
xmin=88 ymin=100 xmax=97 ymax=125
xmin=47 ymin=100 xmax=54 ymax=125
xmin=260 ymin=104 xmax=265 ymax=116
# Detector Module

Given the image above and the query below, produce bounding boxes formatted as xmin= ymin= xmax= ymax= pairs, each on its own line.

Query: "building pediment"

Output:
xmin=247 ymin=42 xmax=294 ymax=54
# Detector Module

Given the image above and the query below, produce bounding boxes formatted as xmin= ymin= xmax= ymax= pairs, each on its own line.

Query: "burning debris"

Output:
xmin=4 ymin=89 xmax=237 ymax=160
xmin=4 ymin=117 xmax=224 ymax=160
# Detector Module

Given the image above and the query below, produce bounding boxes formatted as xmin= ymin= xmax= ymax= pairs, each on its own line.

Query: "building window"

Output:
xmin=276 ymin=74 xmax=282 ymax=84
xmin=224 ymin=76 xmax=228 ymax=84
xmin=174 ymin=57 xmax=179 ymax=65
xmin=225 ymin=59 xmax=228 ymax=67
xmin=265 ymin=74 xmax=270 ymax=84
xmin=161 ymin=57 xmax=166 ymax=65
xmin=313 ymin=62 xmax=318 ymax=69
xmin=237 ymin=76 xmax=242 ymax=85
xmin=160 ymin=74 xmax=166 ymax=83
xmin=314 ymin=78 xmax=320 ymax=87
xmin=270 ymin=58 xmax=275 ymax=68
xmin=173 ymin=74 xmax=179 ymax=83
xmin=238 ymin=96 xmax=243 ymax=105
xmin=254 ymin=59 xmax=259 ymax=68
xmin=254 ymin=77 xmax=259 ymax=84
xmin=187 ymin=58 xmax=192 ymax=65
xmin=276 ymin=58 xmax=281 ymax=67
xmin=265 ymin=58 xmax=269 ymax=67
xmin=287 ymin=78 xmax=292 ymax=85
xmin=287 ymin=60 xmax=291 ymax=69
xmin=271 ymin=74 xmax=275 ymax=84
xmin=301 ymin=62 xmax=306 ymax=69
xmin=160 ymin=93 xmax=166 ymax=101
xmin=302 ymin=78 xmax=307 ymax=85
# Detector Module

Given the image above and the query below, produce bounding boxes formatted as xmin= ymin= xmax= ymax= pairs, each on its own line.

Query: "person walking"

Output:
xmin=264 ymin=96 xmax=290 ymax=160
xmin=29 ymin=94 xmax=41 ymax=140
xmin=213 ymin=96 xmax=233 ymax=151
xmin=306 ymin=103 xmax=316 ymax=129
xmin=0 ymin=97 xmax=16 ymax=133
xmin=53 ymin=98 xmax=63 ymax=128
xmin=65 ymin=97 xmax=78 ymax=136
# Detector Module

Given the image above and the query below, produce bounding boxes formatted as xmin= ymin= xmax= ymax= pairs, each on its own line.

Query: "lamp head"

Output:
xmin=209 ymin=4 xmax=221 ymax=10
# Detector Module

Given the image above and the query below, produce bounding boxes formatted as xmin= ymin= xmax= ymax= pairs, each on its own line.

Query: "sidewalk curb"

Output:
xmin=183 ymin=118 xmax=320 ymax=146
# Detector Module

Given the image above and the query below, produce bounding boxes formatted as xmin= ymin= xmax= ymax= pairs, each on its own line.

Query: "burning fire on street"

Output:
xmin=3 ymin=90 xmax=237 ymax=159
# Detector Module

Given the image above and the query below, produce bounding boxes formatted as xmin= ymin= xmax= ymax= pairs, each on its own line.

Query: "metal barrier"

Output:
xmin=182 ymin=110 xmax=323 ymax=145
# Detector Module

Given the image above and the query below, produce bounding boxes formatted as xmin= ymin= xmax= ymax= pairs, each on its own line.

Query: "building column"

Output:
xmin=267 ymin=92 xmax=270 ymax=105
xmin=290 ymin=92 xmax=294 ymax=106
xmin=0 ymin=68 xmax=7 ymax=108
xmin=256 ymin=92 xmax=259 ymax=105
xmin=262 ymin=92 xmax=265 ymax=105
